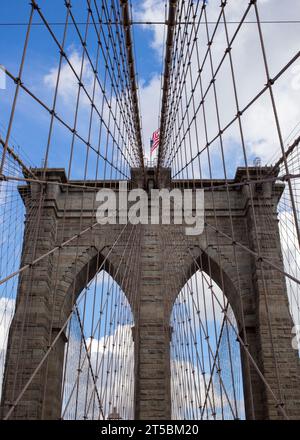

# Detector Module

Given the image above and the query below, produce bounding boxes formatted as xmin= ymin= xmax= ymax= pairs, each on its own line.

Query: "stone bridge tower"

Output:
xmin=1 ymin=166 xmax=300 ymax=420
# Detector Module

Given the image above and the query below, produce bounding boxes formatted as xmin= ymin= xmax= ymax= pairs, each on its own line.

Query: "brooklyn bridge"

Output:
xmin=0 ymin=0 xmax=300 ymax=420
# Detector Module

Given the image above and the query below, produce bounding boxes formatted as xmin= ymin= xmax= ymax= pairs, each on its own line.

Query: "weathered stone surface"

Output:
xmin=1 ymin=166 xmax=300 ymax=420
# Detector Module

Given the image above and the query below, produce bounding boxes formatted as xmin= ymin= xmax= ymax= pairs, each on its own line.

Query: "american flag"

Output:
xmin=150 ymin=129 xmax=160 ymax=155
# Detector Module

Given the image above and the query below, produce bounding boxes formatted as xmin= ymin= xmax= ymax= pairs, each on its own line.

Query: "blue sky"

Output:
xmin=0 ymin=0 xmax=300 ymax=182
xmin=0 ymin=0 xmax=164 ymax=180
xmin=0 ymin=1 xmax=161 ymax=80
xmin=1 ymin=0 xmax=300 ymax=182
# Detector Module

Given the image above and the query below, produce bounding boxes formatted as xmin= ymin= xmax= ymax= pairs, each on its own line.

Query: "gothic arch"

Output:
xmin=59 ymin=251 xmax=136 ymax=420
xmin=2 ymin=168 xmax=300 ymax=420
xmin=168 ymin=252 xmax=246 ymax=419
xmin=54 ymin=244 xmax=137 ymax=327
xmin=166 ymin=244 xmax=244 ymax=332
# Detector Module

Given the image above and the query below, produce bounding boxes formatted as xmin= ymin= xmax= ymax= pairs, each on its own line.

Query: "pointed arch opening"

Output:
xmin=61 ymin=268 xmax=135 ymax=420
xmin=52 ymin=245 xmax=138 ymax=421
xmin=170 ymin=269 xmax=245 ymax=420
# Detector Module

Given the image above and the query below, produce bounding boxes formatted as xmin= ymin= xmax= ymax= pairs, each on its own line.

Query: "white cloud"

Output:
xmin=170 ymin=271 xmax=245 ymax=419
xmin=134 ymin=0 xmax=166 ymax=55
xmin=41 ymin=1 xmax=300 ymax=169
xmin=0 ymin=297 xmax=16 ymax=397
xmin=139 ymin=74 xmax=162 ymax=157
xmin=42 ymin=46 xmax=120 ymax=116
xmin=134 ymin=0 xmax=300 ymax=169
xmin=62 ymin=319 xmax=134 ymax=419
xmin=279 ymin=208 xmax=300 ymax=326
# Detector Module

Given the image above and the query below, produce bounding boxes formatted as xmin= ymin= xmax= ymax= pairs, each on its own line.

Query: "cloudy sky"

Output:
xmin=0 ymin=0 xmax=300 ymax=174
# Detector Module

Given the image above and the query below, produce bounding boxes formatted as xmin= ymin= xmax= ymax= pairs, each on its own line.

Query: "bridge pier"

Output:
xmin=0 ymin=179 xmax=64 ymax=419
xmin=1 ymin=167 xmax=300 ymax=420
xmin=241 ymin=178 xmax=300 ymax=419
xmin=134 ymin=226 xmax=171 ymax=420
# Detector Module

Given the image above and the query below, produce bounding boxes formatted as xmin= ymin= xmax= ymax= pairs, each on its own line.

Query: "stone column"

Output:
xmin=0 ymin=171 xmax=66 ymax=419
xmin=134 ymin=226 xmax=171 ymax=420
xmin=242 ymin=170 xmax=300 ymax=419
